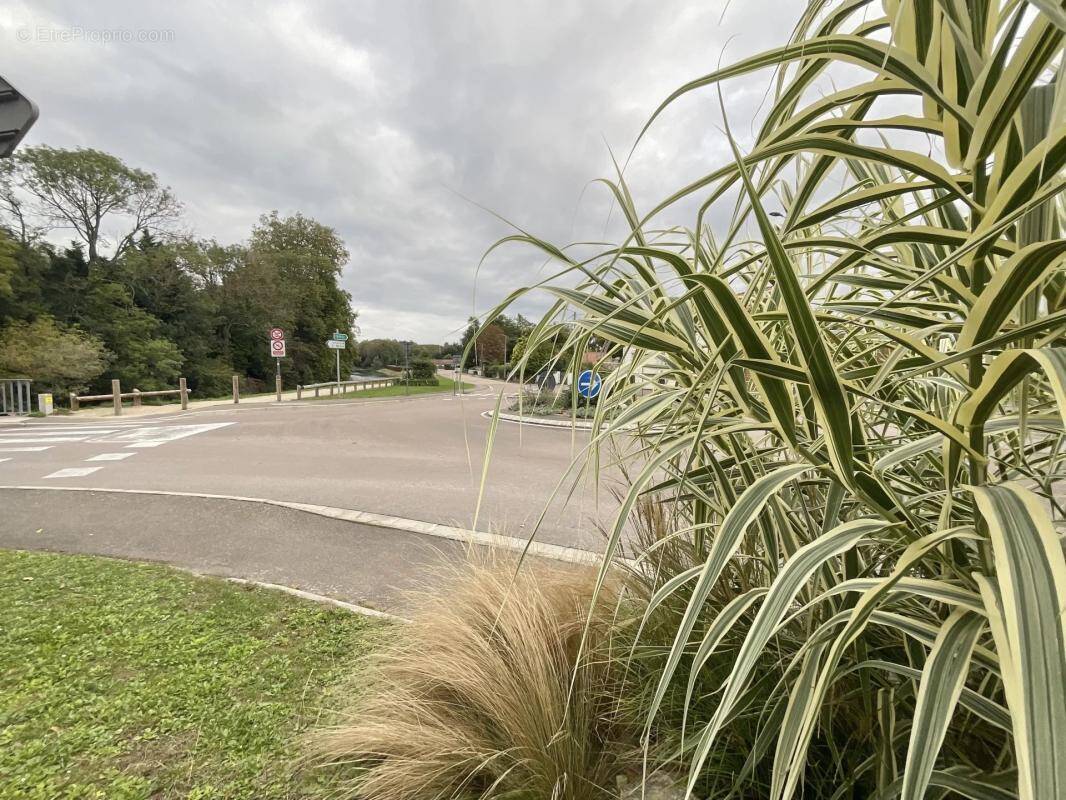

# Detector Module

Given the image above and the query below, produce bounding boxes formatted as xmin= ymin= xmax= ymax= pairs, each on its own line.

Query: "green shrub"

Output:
xmin=409 ymin=358 xmax=436 ymax=380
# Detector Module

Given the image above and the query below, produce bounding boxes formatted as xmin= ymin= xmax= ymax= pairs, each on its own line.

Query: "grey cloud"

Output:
xmin=3 ymin=0 xmax=796 ymax=341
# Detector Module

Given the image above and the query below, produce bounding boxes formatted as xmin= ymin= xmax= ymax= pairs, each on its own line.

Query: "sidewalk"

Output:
xmin=67 ymin=374 xmax=505 ymax=419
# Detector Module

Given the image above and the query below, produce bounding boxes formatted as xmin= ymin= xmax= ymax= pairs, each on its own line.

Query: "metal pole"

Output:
xmin=336 ymin=347 xmax=341 ymax=389
xmin=275 ymin=357 xmax=282 ymax=402
xmin=404 ymin=341 xmax=410 ymax=396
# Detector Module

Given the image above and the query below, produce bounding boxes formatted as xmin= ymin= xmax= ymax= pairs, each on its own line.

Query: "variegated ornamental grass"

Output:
xmin=475 ymin=2 xmax=1066 ymax=798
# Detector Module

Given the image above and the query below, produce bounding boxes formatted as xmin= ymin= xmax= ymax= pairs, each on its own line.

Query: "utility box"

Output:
xmin=37 ymin=392 xmax=53 ymax=416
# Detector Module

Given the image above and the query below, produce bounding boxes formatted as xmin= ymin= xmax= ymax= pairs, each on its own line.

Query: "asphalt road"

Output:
xmin=0 ymin=488 xmax=468 ymax=613
xmin=0 ymin=381 xmax=621 ymax=603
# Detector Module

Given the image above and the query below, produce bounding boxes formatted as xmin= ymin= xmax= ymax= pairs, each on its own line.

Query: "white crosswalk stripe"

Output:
xmin=0 ymin=419 xmax=235 ymax=480
xmin=0 ymin=437 xmax=88 ymax=443
xmin=86 ymin=453 xmax=135 ymax=461
xmin=44 ymin=467 xmax=103 ymax=479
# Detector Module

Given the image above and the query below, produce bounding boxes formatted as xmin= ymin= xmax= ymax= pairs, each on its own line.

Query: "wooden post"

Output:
xmin=314 ymin=386 xmax=320 ymax=398
xmin=179 ymin=377 xmax=188 ymax=410
xmin=70 ymin=393 xmax=79 ymax=411
xmin=275 ymin=375 xmax=282 ymax=403
xmin=296 ymin=385 xmax=302 ymax=400
xmin=232 ymin=375 xmax=240 ymax=404
xmin=133 ymin=388 xmax=141 ymax=407
xmin=112 ymin=379 xmax=122 ymax=416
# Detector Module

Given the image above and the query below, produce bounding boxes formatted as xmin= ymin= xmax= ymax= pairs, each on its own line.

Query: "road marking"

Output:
xmin=1 ymin=428 xmax=121 ymax=435
xmin=0 ymin=458 xmax=10 ymax=463
xmin=106 ymin=422 xmax=234 ymax=447
xmin=0 ymin=446 xmax=52 ymax=452
xmin=43 ymin=467 xmax=103 ymax=479
xmin=86 ymin=452 xmax=135 ymax=462
xmin=0 ymin=436 xmax=88 ymax=443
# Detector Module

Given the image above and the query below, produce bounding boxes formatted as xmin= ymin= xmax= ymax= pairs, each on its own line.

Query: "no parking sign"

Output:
xmin=269 ymin=327 xmax=286 ymax=358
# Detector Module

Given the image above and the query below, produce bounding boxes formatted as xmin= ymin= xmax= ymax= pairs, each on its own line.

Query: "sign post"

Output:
xmin=331 ymin=331 xmax=348 ymax=389
xmin=269 ymin=327 xmax=286 ymax=402
xmin=327 ymin=332 xmax=347 ymax=391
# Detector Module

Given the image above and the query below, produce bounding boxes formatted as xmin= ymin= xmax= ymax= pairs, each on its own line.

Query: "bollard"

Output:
xmin=314 ymin=386 xmax=320 ymax=397
xmin=296 ymin=385 xmax=302 ymax=400
xmin=275 ymin=375 xmax=282 ymax=403
xmin=179 ymin=377 xmax=188 ymax=410
xmin=112 ymin=379 xmax=122 ymax=416
xmin=133 ymin=388 xmax=141 ymax=407
xmin=232 ymin=374 xmax=240 ymax=404
xmin=70 ymin=393 xmax=79 ymax=412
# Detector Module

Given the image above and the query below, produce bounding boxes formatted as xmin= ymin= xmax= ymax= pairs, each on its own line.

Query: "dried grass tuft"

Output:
xmin=316 ymin=557 xmax=633 ymax=800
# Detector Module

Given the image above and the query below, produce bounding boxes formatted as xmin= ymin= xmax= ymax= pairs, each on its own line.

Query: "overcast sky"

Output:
xmin=1 ymin=1 xmax=799 ymax=343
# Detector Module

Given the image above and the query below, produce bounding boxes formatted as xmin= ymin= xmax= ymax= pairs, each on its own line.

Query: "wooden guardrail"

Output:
xmin=296 ymin=378 xmax=395 ymax=399
xmin=71 ymin=378 xmax=188 ymax=415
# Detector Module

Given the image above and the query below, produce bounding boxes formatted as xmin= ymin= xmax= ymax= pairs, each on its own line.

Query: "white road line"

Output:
xmin=0 ymin=458 xmax=10 ymax=463
xmin=107 ymin=422 xmax=234 ymax=447
xmin=86 ymin=452 xmax=135 ymax=461
xmin=1 ymin=428 xmax=121 ymax=435
xmin=0 ymin=436 xmax=88 ymax=443
xmin=43 ymin=467 xmax=104 ymax=479
xmin=0 ymin=446 xmax=52 ymax=452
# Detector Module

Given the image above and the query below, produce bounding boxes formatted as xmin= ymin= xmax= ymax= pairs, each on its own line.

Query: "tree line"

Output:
xmin=353 ymin=314 xmax=540 ymax=371
xmin=0 ymin=146 xmax=356 ymax=401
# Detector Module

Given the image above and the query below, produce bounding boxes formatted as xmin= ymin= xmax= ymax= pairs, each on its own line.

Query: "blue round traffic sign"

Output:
xmin=577 ymin=370 xmax=601 ymax=399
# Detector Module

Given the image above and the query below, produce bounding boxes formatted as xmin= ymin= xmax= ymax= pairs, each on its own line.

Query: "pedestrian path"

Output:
xmin=0 ymin=420 xmax=234 ymax=481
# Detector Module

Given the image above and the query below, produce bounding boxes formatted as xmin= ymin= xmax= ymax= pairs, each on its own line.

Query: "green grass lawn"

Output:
xmin=0 ymin=550 xmax=387 ymax=800
xmin=307 ymin=375 xmax=473 ymax=401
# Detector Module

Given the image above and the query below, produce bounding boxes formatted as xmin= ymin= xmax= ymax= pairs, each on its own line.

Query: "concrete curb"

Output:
xmin=482 ymin=410 xmax=595 ymax=430
xmin=0 ymin=485 xmax=604 ymax=567
xmin=219 ymin=577 xmax=407 ymax=622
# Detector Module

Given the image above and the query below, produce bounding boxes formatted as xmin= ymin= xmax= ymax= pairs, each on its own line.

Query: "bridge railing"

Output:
xmin=0 ymin=377 xmax=32 ymax=415
xmin=71 ymin=378 xmax=189 ymax=415
xmin=296 ymin=378 xmax=395 ymax=399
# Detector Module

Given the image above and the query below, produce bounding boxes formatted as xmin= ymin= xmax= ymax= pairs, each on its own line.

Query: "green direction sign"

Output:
xmin=332 ymin=332 xmax=348 ymax=341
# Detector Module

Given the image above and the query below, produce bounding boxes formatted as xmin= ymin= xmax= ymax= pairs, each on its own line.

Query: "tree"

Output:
xmin=0 ymin=230 xmax=16 ymax=301
xmin=116 ymin=239 xmax=232 ymax=395
xmin=0 ymin=316 xmax=106 ymax=395
xmin=242 ymin=212 xmax=356 ymax=385
xmin=356 ymin=339 xmax=405 ymax=369
xmin=460 ymin=317 xmax=480 ymax=359
xmin=11 ymin=146 xmax=181 ymax=262
xmin=75 ymin=273 xmax=184 ymax=391
xmin=0 ymin=159 xmax=39 ymax=245
xmin=510 ymin=333 xmax=555 ymax=375
xmin=475 ymin=323 xmax=506 ymax=366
